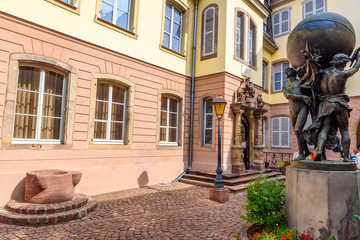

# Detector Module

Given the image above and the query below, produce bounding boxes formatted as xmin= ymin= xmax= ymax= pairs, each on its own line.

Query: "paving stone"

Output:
xmin=0 ymin=182 xmax=247 ymax=239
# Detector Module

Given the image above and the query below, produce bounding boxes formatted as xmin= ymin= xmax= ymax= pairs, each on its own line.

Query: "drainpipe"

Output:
xmin=173 ymin=0 xmax=198 ymax=183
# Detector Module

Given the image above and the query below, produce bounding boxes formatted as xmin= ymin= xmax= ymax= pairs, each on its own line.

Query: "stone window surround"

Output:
xmin=2 ymin=53 xmax=77 ymax=150
xmin=87 ymin=73 xmax=135 ymax=150
xmin=271 ymin=58 xmax=289 ymax=93
xmin=156 ymin=89 xmax=184 ymax=150
xmin=159 ymin=0 xmax=189 ymax=60
xmin=45 ymin=0 xmax=81 ymax=15
xmin=233 ymin=8 xmax=258 ymax=70
xmin=200 ymin=4 xmax=219 ymax=61
xmin=198 ymin=93 xmax=216 ymax=152
xmin=262 ymin=58 xmax=270 ymax=92
xmin=94 ymin=0 xmax=139 ymax=39
xmin=272 ymin=7 xmax=292 ymax=39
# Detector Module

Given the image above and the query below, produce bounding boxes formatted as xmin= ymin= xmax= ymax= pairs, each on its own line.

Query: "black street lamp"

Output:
xmin=213 ymin=95 xmax=227 ymax=190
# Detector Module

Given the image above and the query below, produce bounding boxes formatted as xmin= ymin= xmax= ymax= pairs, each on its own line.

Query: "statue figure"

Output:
xmin=237 ymin=77 xmax=255 ymax=104
xmin=256 ymin=94 xmax=264 ymax=109
xmin=283 ymin=62 xmax=312 ymax=160
xmin=306 ymin=50 xmax=360 ymax=161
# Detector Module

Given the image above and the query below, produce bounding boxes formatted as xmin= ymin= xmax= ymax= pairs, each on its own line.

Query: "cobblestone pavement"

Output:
xmin=0 ymin=182 xmax=247 ymax=240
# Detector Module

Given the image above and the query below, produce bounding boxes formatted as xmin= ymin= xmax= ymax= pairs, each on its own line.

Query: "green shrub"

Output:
xmin=239 ymin=174 xmax=286 ymax=232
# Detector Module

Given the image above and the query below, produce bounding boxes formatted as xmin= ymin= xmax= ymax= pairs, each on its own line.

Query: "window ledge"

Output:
xmin=95 ymin=17 xmax=137 ymax=39
xmin=160 ymin=45 xmax=186 ymax=60
xmin=1 ymin=143 xmax=72 ymax=150
xmin=157 ymin=143 xmax=182 ymax=150
xmin=198 ymin=145 xmax=215 ymax=152
xmin=45 ymin=0 xmax=80 ymax=15
xmin=200 ymin=52 xmax=217 ymax=61
xmin=88 ymin=143 xmax=131 ymax=150
xmin=234 ymin=56 xmax=258 ymax=70
xmin=271 ymin=146 xmax=291 ymax=149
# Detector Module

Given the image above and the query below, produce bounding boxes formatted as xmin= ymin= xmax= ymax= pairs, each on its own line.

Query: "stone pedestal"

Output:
xmin=232 ymin=145 xmax=245 ymax=174
xmin=209 ymin=188 xmax=229 ymax=203
xmin=286 ymin=165 xmax=360 ymax=240
xmin=251 ymin=146 xmax=265 ymax=170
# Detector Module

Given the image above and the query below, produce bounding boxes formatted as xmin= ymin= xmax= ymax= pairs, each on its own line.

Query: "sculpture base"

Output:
xmin=286 ymin=166 xmax=360 ymax=239
xmin=291 ymin=159 xmax=357 ymax=171
xmin=232 ymin=164 xmax=246 ymax=174
xmin=209 ymin=188 xmax=229 ymax=203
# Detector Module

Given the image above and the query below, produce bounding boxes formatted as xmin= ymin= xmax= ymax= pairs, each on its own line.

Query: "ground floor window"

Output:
xmin=160 ymin=96 xmax=179 ymax=146
xmin=271 ymin=117 xmax=290 ymax=148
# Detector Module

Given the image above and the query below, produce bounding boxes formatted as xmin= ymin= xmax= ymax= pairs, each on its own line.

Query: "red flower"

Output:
xmin=281 ymin=236 xmax=287 ymax=239
xmin=290 ymin=233 xmax=294 ymax=237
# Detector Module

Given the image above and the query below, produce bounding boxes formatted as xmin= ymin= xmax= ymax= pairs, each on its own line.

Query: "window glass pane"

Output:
xmin=169 ymin=128 xmax=177 ymax=142
xmin=275 ymin=72 xmax=281 ymax=82
xmin=205 ymin=9 xmax=214 ymax=32
xmin=316 ymin=0 xmax=324 ymax=9
xmin=169 ymin=113 xmax=177 ymax=127
xmin=273 ymin=132 xmax=279 ymax=145
xmin=281 ymin=10 xmax=289 ymax=21
xmin=172 ymin=37 xmax=180 ymax=52
xmin=273 ymin=118 xmax=279 ymax=131
xmin=273 ymin=13 xmax=279 ymax=24
xmin=95 ymin=101 xmax=109 ymax=120
xmin=163 ymin=33 xmax=170 ymax=48
xmin=173 ymin=8 xmax=181 ymax=23
xmin=305 ymin=1 xmax=313 ymax=14
xmin=205 ymin=99 xmax=213 ymax=113
xmin=110 ymin=122 xmax=123 ymax=140
xmin=275 ymin=82 xmax=281 ymax=90
xmin=206 ymin=115 xmax=212 ymax=128
xmin=160 ymin=111 xmax=167 ymax=126
xmin=94 ymin=121 xmax=107 ymax=139
xmin=161 ymin=97 xmax=168 ymax=111
xmin=204 ymin=129 xmax=212 ymax=145
xmin=42 ymin=95 xmax=62 ymax=117
xmin=281 ymin=118 xmax=289 ymax=131
xmin=204 ymin=32 xmax=214 ymax=54
xmin=116 ymin=11 xmax=128 ymax=29
xmin=15 ymin=91 xmax=38 ymax=115
xmin=97 ymin=83 xmax=109 ymax=101
xmin=160 ymin=128 xmax=166 ymax=141
xmin=44 ymin=71 xmax=63 ymax=95
xmin=100 ymin=1 xmax=114 ymax=23
xmin=173 ymin=23 xmax=181 ymax=38
xmin=274 ymin=24 xmax=280 ymax=35
xmin=165 ymin=3 xmax=172 ymax=18
xmin=13 ymin=115 xmax=37 ymax=139
xmin=111 ymin=104 xmax=124 ymax=121
xmin=281 ymin=132 xmax=288 ymax=146
xmin=18 ymin=66 xmax=40 ymax=91
xmin=169 ymin=98 xmax=178 ymax=112
xmin=164 ymin=18 xmax=171 ymax=33
xmin=117 ymin=0 xmax=130 ymax=12
xmin=112 ymin=86 xmax=125 ymax=103
xmin=41 ymin=117 xmax=61 ymax=139
xmin=281 ymin=21 xmax=289 ymax=33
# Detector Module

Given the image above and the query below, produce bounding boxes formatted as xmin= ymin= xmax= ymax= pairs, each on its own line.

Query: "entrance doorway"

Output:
xmin=241 ymin=117 xmax=250 ymax=169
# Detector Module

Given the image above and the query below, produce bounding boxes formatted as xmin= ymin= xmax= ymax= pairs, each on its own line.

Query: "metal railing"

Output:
xmin=264 ymin=152 xmax=293 ymax=168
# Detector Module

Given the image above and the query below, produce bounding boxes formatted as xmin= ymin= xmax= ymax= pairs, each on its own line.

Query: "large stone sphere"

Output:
xmin=286 ymin=12 xmax=356 ymax=68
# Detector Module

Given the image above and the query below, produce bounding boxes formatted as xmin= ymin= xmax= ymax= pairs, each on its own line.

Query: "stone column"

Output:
xmin=231 ymin=105 xmax=245 ymax=174
xmin=252 ymin=110 xmax=266 ymax=170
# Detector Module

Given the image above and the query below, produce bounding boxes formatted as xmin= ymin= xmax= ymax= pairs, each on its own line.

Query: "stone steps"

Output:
xmin=0 ymin=194 xmax=97 ymax=225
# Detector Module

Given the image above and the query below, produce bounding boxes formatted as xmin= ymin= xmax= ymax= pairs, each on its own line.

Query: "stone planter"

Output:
xmin=25 ymin=169 xmax=82 ymax=204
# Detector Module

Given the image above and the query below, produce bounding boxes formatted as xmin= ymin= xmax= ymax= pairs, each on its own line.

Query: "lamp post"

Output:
xmin=213 ymin=95 xmax=227 ymax=190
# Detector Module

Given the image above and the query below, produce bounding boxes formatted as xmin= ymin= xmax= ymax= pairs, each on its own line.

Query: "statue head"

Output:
xmin=284 ymin=67 xmax=297 ymax=79
xmin=330 ymin=53 xmax=351 ymax=69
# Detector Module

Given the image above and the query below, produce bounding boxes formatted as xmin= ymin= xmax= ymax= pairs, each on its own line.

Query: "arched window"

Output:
xmin=160 ymin=96 xmax=179 ymax=145
xmin=203 ymin=98 xmax=213 ymax=146
xmin=201 ymin=4 xmax=218 ymax=60
xmin=249 ymin=19 xmax=257 ymax=66
xmin=235 ymin=12 xmax=245 ymax=60
xmin=271 ymin=117 xmax=290 ymax=148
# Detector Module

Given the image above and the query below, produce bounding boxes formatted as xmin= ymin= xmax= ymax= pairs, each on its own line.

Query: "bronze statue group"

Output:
xmin=283 ymin=43 xmax=360 ymax=163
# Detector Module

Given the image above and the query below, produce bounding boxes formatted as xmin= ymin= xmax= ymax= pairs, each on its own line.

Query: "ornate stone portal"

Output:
xmin=231 ymin=78 xmax=267 ymax=174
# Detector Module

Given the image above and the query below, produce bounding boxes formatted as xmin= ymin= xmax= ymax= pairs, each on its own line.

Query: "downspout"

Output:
xmin=173 ymin=0 xmax=198 ymax=183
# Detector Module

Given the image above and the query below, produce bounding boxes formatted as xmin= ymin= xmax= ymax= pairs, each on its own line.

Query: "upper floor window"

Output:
xmin=273 ymin=62 xmax=289 ymax=91
xmin=94 ymin=83 xmax=127 ymax=144
xmin=304 ymin=0 xmax=325 ymax=18
xmin=271 ymin=117 xmax=290 ymax=148
xmin=249 ymin=22 xmax=256 ymax=66
xmin=262 ymin=60 xmax=268 ymax=91
xmin=163 ymin=3 xmax=183 ymax=53
xmin=160 ymin=96 xmax=179 ymax=146
xmin=203 ymin=98 xmax=213 ymax=146
xmin=273 ymin=9 xmax=290 ymax=37
xmin=13 ymin=66 xmax=67 ymax=144
xmin=235 ymin=13 xmax=244 ymax=60
xmin=45 ymin=0 xmax=79 ymax=14
xmin=201 ymin=4 xmax=218 ymax=60
xmin=100 ymin=0 xmax=132 ymax=30
xmin=60 ymin=0 xmax=76 ymax=6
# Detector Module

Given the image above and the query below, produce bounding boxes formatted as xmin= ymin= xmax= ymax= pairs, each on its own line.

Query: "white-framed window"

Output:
xmin=271 ymin=117 xmax=290 ymax=148
xmin=163 ymin=3 xmax=182 ymax=53
xmin=61 ymin=0 xmax=77 ymax=6
xmin=273 ymin=62 xmax=290 ymax=91
xmin=235 ymin=13 xmax=243 ymax=59
xmin=160 ymin=96 xmax=179 ymax=146
xmin=249 ymin=25 xmax=255 ymax=65
xmin=262 ymin=61 xmax=268 ymax=90
xmin=13 ymin=66 xmax=67 ymax=144
xmin=272 ymin=9 xmax=290 ymax=37
xmin=100 ymin=0 xmax=132 ymax=30
xmin=203 ymin=6 xmax=215 ymax=56
xmin=304 ymin=0 xmax=325 ymax=18
xmin=94 ymin=83 xmax=127 ymax=144
xmin=262 ymin=118 xmax=266 ymax=147
xmin=203 ymin=98 xmax=213 ymax=146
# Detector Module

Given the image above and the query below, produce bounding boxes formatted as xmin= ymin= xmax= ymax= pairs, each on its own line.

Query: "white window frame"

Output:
xmin=203 ymin=98 xmax=213 ymax=146
xmin=100 ymin=0 xmax=132 ymax=30
xmin=262 ymin=61 xmax=268 ymax=90
xmin=249 ymin=25 xmax=254 ymax=65
xmin=61 ymin=0 xmax=77 ymax=7
xmin=235 ymin=14 xmax=243 ymax=59
xmin=12 ymin=66 xmax=67 ymax=144
xmin=304 ymin=0 xmax=325 ymax=19
xmin=273 ymin=62 xmax=290 ymax=92
xmin=271 ymin=117 xmax=290 ymax=148
xmin=160 ymin=96 xmax=179 ymax=146
xmin=163 ymin=3 xmax=183 ymax=53
xmin=203 ymin=6 xmax=216 ymax=56
xmin=262 ymin=118 xmax=266 ymax=147
xmin=272 ymin=9 xmax=290 ymax=37
xmin=93 ymin=84 xmax=127 ymax=145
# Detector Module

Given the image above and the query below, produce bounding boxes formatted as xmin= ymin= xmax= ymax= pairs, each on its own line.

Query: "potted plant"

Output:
xmin=278 ymin=160 xmax=291 ymax=175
